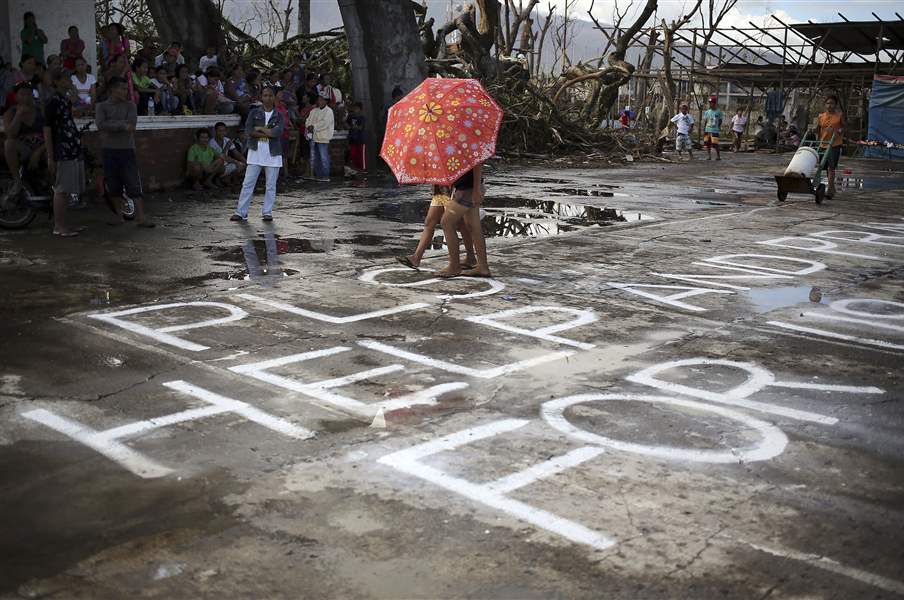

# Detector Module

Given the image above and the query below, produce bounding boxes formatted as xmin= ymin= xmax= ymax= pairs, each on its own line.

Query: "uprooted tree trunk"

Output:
xmin=658 ymin=0 xmax=703 ymax=130
xmin=146 ymin=0 xmax=225 ymax=66
xmin=432 ymin=1 xmax=501 ymax=79
xmin=338 ymin=0 xmax=428 ymax=167
xmin=552 ymin=0 xmax=658 ymax=125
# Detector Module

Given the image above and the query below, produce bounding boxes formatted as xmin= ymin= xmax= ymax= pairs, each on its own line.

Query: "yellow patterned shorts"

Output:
xmin=703 ymin=133 xmax=720 ymax=147
xmin=430 ymin=194 xmax=451 ymax=207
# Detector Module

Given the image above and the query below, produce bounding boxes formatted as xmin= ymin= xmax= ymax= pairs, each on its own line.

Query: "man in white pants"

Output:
xmin=231 ymin=86 xmax=284 ymax=223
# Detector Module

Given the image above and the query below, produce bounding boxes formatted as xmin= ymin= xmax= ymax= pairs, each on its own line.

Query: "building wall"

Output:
xmin=2 ymin=0 xmax=96 ymax=68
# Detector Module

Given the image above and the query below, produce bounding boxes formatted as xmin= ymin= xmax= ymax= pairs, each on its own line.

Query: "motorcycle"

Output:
xmin=0 ymin=123 xmax=136 ymax=230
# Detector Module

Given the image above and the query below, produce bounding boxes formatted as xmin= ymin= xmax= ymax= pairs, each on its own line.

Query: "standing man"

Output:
xmin=231 ymin=86 xmax=284 ymax=222
xmin=816 ymin=94 xmax=845 ymax=199
xmin=305 ymin=94 xmax=334 ymax=182
xmin=95 ymin=76 xmax=153 ymax=227
xmin=702 ymin=95 xmax=723 ymax=161
xmin=670 ymin=102 xmax=694 ymax=160
xmin=730 ymin=107 xmax=747 ymax=152
xmin=43 ymin=70 xmax=83 ymax=237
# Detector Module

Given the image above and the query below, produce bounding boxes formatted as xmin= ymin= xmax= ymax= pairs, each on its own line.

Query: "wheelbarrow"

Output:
xmin=774 ymin=132 xmax=836 ymax=204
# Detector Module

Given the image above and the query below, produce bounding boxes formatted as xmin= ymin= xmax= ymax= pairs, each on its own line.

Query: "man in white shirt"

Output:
xmin=210 ymin=121 xmax=246 ymax=184
xmin=731 ymin=108 xmax=748 ymax=152
xmin=199 ymin=47 xmax=218 ymax=74
xmin=670 ymin=102 xmax=695 ymax=160
xmin=305 ymin=94 xmax=335 ymax=182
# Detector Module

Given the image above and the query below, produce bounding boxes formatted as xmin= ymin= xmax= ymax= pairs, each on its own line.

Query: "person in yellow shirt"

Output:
xmin=816 ymin=94 xmax=844 ymax=199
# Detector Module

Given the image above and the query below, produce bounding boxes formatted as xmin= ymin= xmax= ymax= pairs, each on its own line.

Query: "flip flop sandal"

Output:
xmin=53 ymin=230 xmax=80 ymax=237
xmin=461 ymin=262 xmax=477 ymax=270
xmin=395 ymin=256 xmax=420 ymax=271
xmin=433 ymin=271 xmax=461 ymax=279
xmin=462 ymin=270 xmax=493 ymax=278
xmin=137 ymin=222 xmax=157 ymax=228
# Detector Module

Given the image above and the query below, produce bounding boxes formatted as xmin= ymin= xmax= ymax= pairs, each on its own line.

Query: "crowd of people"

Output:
xmin=1 ymin=14 xmax=390 ymax=236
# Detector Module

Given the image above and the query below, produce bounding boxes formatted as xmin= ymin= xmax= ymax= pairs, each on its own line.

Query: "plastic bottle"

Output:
xmin=147 ymin=97 xmax=155 ymax=116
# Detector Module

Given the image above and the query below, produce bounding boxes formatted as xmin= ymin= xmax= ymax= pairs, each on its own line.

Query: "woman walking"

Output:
xmin=396 ymin=185 xmax=477 ymax=271
xmin=435 ymin=163 xmax=490 ymax=278
xmin=231 ymin=86 xmax=284 ymax=222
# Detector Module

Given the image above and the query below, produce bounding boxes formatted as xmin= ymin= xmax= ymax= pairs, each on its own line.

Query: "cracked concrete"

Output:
xmin=1 ymin=152 xmax=903 ymax=599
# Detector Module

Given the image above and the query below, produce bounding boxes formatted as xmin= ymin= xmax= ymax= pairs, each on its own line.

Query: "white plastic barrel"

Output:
xmin=783 ymin=146 xmax=818 ymax=178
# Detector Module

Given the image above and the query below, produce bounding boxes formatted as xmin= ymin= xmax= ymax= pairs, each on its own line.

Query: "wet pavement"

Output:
xmin=1 ymin=152 xmax=903 ymax=599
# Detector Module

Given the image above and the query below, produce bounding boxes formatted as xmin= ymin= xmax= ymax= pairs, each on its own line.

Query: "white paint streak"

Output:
xmin=541 ymin=393 xmax=788 ymax=463
xmin=830 ymin=299 xmax=904 ymax=321
xmin=162 ymin=380 xmax=315 ymax=440
xmin=767 ymin=321 xmax=904 ymax=351
xmin=358 ymin=267 xmax=505 ymax=300
xmin=701 ymin=254 xmax=827 ymax=275
xmin=754 ymin=238 xmax=884 ymax=261
xmin=738 ymin=539 xmax=904 ymax=595
xmin=87 ymin=302 xmax=248 ymax=352
xmin=378 ymin=418 xmax=616 ymax=550
xmin=485 ymin=446 xmax=605 ymax=494
xmin=236 ymin=293 xmax=430 ymax=323
xmin=22 ymin=381 xmax=314 ymax=478
xmin=606 ymin=282 xmax=733 ymax=312
xmin=465 ymin=306 xmax=597 ymax=349
xmin=626 ymin=358 xmax=849 ymax=425
xmin=810 ymin=230 xmax=904 ymax=247
xmin=357 ymin=339 xmax=575 ymax=379
xmin=659 ymin=263 xmax=796 ymax=291
xmin=22 ymin=409 xmax=175 ymax=478
xmin=804 ymin=313 xmax=904 ymax=334
xmin=229 ymin=347 xmax=467 ymax=416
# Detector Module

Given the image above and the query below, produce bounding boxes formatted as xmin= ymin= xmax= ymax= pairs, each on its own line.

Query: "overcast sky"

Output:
xmin=225 ymin=0 xmax=898 ymax=44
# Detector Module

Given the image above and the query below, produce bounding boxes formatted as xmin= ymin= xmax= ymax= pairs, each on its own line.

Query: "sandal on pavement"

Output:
xmin=395 ymin=256 xmax=420 ymax=271
xmin=53 ymin=230 xmax=80 ymax=237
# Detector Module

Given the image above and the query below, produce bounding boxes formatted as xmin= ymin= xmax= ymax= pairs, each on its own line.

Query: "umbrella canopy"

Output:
xmin=380 ymin=78 xmax=503 ymax=185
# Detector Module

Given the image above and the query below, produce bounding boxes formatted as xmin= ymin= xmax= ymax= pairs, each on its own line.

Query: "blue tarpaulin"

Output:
xmin=865 ymin=76 xmax=904 ymax=160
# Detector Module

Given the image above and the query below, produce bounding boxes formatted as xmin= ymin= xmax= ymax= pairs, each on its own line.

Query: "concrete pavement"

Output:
xmin=1 ymin=152 xmax=902 ymax=599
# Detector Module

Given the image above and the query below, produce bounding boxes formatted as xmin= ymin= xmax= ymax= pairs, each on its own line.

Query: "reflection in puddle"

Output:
xmin=744 ymin=286 xmax=828 ymax=314
xmin=199 ymin=233 xmax=308 ymax=286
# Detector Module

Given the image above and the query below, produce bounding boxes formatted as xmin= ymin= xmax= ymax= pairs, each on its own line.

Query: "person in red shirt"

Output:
xmin=60 ymin=25 xmax=85 ymax=72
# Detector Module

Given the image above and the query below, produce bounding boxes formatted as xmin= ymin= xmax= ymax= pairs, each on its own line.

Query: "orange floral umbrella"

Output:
xmin=380 ymin=78 xmax=503 ymax=185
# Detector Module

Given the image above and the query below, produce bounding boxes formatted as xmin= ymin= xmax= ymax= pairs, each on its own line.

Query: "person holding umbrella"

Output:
xmin=381 ymin=78 xmax=502 ymax=278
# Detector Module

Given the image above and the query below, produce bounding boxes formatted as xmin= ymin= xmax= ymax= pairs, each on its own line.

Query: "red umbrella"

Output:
xmin=380 ymin=78 xmax=503 ymax=185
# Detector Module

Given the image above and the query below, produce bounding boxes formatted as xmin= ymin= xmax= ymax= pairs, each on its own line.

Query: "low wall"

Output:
xmin=1 ymin=114 xmax=349 ymax=190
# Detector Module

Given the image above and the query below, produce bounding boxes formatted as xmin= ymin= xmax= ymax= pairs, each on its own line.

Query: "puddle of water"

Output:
xmin=556 ymin=188 xmax=614 ymax=197
xmin=204 ymin=237 xmax=332 ymax=262
xmin=744 ymin=286 xmax=828 ymax=314
xmin=837 ymin=176 xmax=904 ymax=191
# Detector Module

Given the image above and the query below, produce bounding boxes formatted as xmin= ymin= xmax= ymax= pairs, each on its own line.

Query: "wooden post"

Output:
xmin=691 ymin=28 xmax=700 ymax=146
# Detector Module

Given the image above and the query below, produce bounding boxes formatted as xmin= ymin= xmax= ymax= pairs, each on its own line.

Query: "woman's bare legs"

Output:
xmin=461 ymin=206 xmax=490 ymax=277
xmin=435 ymin=200 xmax=468 ymax=277
xmin=403 ymin=205 xmax=444 ymax=268
xmin=459 ymin=218 xmax=477 ymax=268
